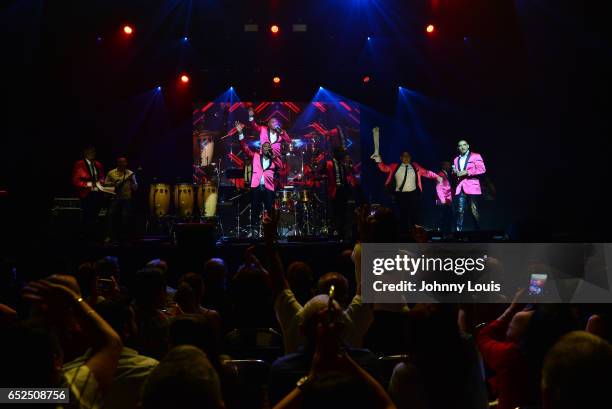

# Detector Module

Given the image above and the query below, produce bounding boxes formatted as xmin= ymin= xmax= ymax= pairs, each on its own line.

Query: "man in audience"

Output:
xmin=132 ymin=267 xmax=172 ymax=360
xmin=270 ymin=294 xmax=392 ymax=409
xmin=268 ymin=294 xmax=381 ymax=405
xmin=388 ymin=303 xmax=488 ymax=409
xmin=2 ymin=276 xmax=123 ymax=409
xmin=541 ymin=331 xmax=612 ymax=409
xmin=262 ymin=209 xmax=373 ymax=354
xmin=286 ymin=261 xmax=315 ymax=306
xmin=201 ymin=257 xmax=230 ymax=320
xmin=141 ymin=345 xmax=225 ymax=409
xmin=63 ymin=297 xmax=158 ymax=409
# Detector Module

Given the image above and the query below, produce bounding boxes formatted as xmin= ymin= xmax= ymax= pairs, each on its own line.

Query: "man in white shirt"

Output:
xmin=372 ymin=127 xmax=441 ymax=234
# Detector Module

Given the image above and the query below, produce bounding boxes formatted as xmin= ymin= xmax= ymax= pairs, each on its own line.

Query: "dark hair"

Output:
xmin=132 ymin=267 xmax=166 ymax=308
xmin=169 ymin=314 xmax=221 ymax=372
xmin=141 ymin=345 xmax=222 ymax=409
xmin=94 ymin=296 xmax=133 ymax=338
xmin=317 ymin=272 xmax=349 ymax=306
xmin=0 ymin=323 xmax=62 ymax=387
xmin=73 ymin=262 xmax=97 ymax=298
xmin=302 ymin=372 xmax=373 ymax=409
xmin=543 ymin=331 xmax=612 ymax=409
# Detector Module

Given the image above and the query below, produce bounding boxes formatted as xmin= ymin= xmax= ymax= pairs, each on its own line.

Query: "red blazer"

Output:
xmin=325 ymin=159 xmax=357 ymax=199
xmin=72 ymin=159 xmax=105 ymax=199
xmin=377 ymin=161 xmax=438 ymax=192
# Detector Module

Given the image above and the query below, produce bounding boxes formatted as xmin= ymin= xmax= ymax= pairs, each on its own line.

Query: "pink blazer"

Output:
xmin=377 ymin=161 xmax=438 ymax=192
xmin=253 ymin=123 xmax=291 ymax=157
xmin=453 ymin=151 xmax=486 ymax=195
xmin=435 ymin=170 xmax=452 ymax=205
xmin=241 ymin=141 xmax=280 ymax=191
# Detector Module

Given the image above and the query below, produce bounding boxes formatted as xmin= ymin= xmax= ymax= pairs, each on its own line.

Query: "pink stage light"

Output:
xmin=426 ymin=24 xmax=435 ymax=34
xmin=180 ymin=74 xmax=190 ymax=83
xmin=123 ymin=25 xmax=133 ymax=35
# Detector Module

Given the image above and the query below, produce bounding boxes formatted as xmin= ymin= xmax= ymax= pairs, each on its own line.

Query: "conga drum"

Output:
xmin=174 ymin=183 xmax=194 ymax=218
xmin=197 ymin=182 xmax=218 ymax=218
xmin=149 ymin=183 xmax=171 ymax=217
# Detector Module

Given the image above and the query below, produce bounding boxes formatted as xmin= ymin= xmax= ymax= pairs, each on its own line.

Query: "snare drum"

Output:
xmin=197 ymin=182 xmax=218 ymax=218
xmin=174 ymin=183 xmax=194 ymax=218
xmin=149 ymin=183 xmax=171 ymax=217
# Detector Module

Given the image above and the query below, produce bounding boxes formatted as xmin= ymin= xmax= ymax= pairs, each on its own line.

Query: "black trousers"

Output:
xmin=107 ymin=198 xmax=131 ymax=241
xmin=80 ymin=191 xmax=104 ymax=237
xmin=456 ymin=191 xmax=480 ymax=231
xmin=331 ymin=185 xmax=350 ymax=237
xmin=395 ymin=190 xmax=420 ymax=234
xmin=437 ymin=203 xmax=454 ymax=234
xmin=251 ymin=186 xmax=275 ymax=231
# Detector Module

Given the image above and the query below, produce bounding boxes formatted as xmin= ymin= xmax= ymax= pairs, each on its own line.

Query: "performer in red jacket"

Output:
xmin=371 ymin=127 xmax=441 ymax=233
xmin=323 ymin=146 xmax=357 ymax=239
xmin=72 ymin=146 xmax=105 ymax=234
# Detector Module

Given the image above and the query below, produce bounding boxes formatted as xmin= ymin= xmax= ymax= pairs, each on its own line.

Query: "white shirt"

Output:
xmin=395 ymin=164 xmax=417 ymax=192
xmin=85 ymin=158 xmax=99 ymax=191
xmin=63 ymin=347 xmax=158 ymax=409
xmin=275 ymin=289 xmax=373 ymax=354
xmin=260 ymin=156 xmax=270 ymax=185
xmin=459 ymin=150 xmax=470 ymax=170
xmin=269 ymin=129 xmax=278 ymax=144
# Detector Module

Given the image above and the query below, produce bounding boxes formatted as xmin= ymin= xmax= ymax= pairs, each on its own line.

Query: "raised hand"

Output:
xmin=262 ymin=208 xmax=280 ymax=244
xmin=234 ymin=121 xmax=245 ymax=133
xmin=22 ymin=278 xmax=80 ymax=310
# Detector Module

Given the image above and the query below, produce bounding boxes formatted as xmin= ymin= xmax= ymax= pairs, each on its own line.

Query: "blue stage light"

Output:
xmin=156 ymin=86 xmax=162 ymax=91
xmin=183 ymin=36 xmax=188 ymax=42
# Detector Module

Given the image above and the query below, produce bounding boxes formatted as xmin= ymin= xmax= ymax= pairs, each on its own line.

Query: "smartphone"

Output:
xmin=528 ymin=273 xmax=548 ymax=296
xmin=97 ymin=278 xmax=114 ymax=292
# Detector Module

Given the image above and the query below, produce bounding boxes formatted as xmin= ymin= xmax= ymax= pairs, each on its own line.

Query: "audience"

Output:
xmin=0 ymin=205 xmax=609 ymax=409
xmin=541 ymin=331 xmax=612 ymax=409
xmin=268 ymin=294 xmax=382 ymax=405
xmin=389 ymin=303 xmax=489 ymax=409
xmin=174 ymin=272 xmax=222 ymax=337
xmin=2 ymin=276 xmax=122 ymax=408
xmin=64 ymin=297 xmax=158 ymax=409
xmin=141 ymin=345 xmax=224 ymax=409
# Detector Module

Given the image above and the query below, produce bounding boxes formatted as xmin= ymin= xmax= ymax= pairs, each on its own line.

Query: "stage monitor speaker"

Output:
xmin=174 ymin=223 xmax=217 ymax=265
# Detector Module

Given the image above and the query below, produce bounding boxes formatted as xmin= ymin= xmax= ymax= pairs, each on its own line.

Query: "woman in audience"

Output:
xmin=174 ymin=272 xmax=222 ymax=338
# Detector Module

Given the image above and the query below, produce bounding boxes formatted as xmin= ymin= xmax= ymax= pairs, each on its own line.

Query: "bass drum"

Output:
xmin=197 ymin=182 xmax=218 ymax=218
xmin=149 ymin=183 xmax=171 ymax=217
xmin=174 ymin=183 xmax=194 ymax=218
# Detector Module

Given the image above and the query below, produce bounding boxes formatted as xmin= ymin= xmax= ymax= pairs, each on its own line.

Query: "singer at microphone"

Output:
xmin=241 ymin=107 xmax=291 ymax=157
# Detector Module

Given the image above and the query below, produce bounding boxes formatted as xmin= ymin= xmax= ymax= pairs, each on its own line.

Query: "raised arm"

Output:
xmin=240 ymin=139 xmax=255 ymax=159
xmin=23 ymin=277 xmax=122 ymax=392
xmin=415 ymin=163 xmax=443 ymax=182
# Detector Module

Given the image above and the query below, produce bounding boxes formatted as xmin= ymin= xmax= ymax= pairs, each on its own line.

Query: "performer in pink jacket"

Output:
xmin=240 ymin=138 xmax=281 ymax=235
xmin=453 ymin=139 xmax=486 ymax=231
xmin=244 ymin=107 xmax=291 ymax=157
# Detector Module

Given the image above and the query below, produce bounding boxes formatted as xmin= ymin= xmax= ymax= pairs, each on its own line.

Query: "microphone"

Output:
xmin=274 ymin=126 xmax=283 ymax=134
